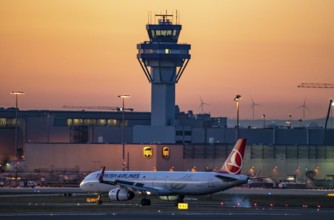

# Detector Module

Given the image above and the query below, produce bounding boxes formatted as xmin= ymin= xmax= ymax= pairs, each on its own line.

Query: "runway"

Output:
xmin=1 ymin=186 xmax=333 ymax=195
xmin=1 ymin=187 xmax=334 ymax=219
xmin=1 ymin=206 xmax=334 ymax=220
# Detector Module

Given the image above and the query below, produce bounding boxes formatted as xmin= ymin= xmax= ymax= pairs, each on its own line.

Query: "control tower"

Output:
xmin=137 ymin=13 xmax=191 ymax=127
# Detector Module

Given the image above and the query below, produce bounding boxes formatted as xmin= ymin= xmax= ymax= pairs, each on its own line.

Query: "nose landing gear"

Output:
xmin=141 ymin=198 xmax=151 ymax=206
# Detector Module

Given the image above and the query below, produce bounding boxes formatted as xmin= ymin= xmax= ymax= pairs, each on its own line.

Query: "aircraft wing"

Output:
xmin=101 ymin=178 xmax=170 ymax=195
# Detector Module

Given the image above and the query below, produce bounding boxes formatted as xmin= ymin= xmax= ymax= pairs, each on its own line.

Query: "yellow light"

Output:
xmin=178 ymin=203 xmax=188 ymax=210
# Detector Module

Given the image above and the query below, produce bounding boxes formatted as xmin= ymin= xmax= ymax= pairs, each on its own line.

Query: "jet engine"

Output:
xmin=108 ymin=188 xmax=135 ymax=201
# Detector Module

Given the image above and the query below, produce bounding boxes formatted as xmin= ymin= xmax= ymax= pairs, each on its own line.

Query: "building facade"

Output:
xmin=1 ymin=108 xmax=334 ymax=181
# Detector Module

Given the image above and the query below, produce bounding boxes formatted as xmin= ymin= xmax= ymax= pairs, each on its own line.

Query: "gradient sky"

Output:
xmin=1 ymin=0 xmax=333 ymax=120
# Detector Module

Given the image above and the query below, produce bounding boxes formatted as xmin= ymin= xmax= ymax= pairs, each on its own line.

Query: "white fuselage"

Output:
xmin=80 ymin=170 xmax=248 ymax=196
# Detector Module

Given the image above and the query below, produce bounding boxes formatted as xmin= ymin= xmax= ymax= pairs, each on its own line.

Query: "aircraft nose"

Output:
xmin=79 ymin=181 xmax=86 ymax=190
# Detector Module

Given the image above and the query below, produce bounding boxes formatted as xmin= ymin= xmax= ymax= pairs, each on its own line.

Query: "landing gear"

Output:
xmin=97 ymin=195 xmax=103 ymax=205
xmin=141 ymin=198 xmax=151 ymax=206
xmin=174 ymin=195 xmax=185 ymax=206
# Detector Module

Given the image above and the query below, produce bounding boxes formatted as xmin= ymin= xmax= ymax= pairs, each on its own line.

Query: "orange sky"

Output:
xmin=1 ymin=0 xmax=333 ymax=120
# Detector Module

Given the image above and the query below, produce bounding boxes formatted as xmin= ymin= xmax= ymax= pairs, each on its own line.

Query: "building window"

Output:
xmin=0 ymin=118 xmax=7 ymax=126
xmin=184 ymin=131 xmax=192 ymax=136
xmin=176 ymin=131 xmax=183 ymax=136
xmin=0 ymin=118 xmax=16 ymax=127
xmin=66 ymin=118 xmax=119 ymax=127
xmin=108 ymin=119 xmax=117 ymax=126
xmin=67 ymin=119 xmax=73 ymax=126
xmin=97 ymin=119 xmax=106 ymax=126
xmin=84 ymin=119 xmax=96 ymax=125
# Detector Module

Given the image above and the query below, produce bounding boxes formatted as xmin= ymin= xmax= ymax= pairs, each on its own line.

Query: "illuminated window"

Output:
xmin=73 ymin=119 xmax=83 ymax=125
xmin=84 ymin=119 xmax=96 ymax=125
xmin=0 ymin=118 xmax=6 ymax=126
xmin=165 ymin=49 xmax=170 ymax=54
xmin=97 ymin=119 xmax=106 ymax=126
xmin=67 ymin=119 xmax=73 ymax=126
xmin=107 ymin=119 xmax=117 ymax=126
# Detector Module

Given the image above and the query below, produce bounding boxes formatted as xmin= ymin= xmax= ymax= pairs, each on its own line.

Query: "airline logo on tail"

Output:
xmin=219 ymin=139 xmax=246 ymax=174
xmin=224 ymin=149 xmax=243 ymax=174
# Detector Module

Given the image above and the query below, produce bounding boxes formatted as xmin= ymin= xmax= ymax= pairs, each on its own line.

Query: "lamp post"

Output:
xmin=233 ymin=94 xmax=241 ymax=140
xmin=118 ymin=94 xmax=130 ymax=170
xmin=324 ymin=99 xmax=333 ymax=145
xmin=10 ymin=91 xmax=24 ymax=159
xmin=287 ymin=115 xmax=292 ymax=129
xmin=262 ymin=114 xmax=266 ymax=128
xmin=10 ymin=91 xmax=24 ymax=186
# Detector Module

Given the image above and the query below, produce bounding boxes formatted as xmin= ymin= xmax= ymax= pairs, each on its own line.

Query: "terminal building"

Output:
xmin=1 ymin=13 xmax=334 ymax=184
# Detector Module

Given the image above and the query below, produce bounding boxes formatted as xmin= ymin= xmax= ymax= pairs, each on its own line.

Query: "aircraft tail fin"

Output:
xmin=217 ymin=138 xmax=247 ymax=174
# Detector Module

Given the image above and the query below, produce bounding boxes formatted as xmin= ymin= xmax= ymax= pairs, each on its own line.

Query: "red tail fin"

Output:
xmin=218 ymin=139 xmax=247 ymax=174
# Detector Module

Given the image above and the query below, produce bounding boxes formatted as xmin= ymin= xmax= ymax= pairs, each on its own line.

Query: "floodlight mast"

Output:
xmin=137 ymin=11 xmax=191 ymax=126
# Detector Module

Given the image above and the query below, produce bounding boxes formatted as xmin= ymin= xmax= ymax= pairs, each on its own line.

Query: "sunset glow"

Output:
xmin=1 ymin=0 xmax=333 ymax=120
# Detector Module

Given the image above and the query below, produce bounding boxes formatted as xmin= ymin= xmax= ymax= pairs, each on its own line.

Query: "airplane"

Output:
xmin=80 ymin=138 xmax=248 ymax=206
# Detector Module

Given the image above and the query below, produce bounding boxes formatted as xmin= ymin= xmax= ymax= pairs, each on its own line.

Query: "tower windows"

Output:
xmin=148 ymin=29 xmax=180 ymax=42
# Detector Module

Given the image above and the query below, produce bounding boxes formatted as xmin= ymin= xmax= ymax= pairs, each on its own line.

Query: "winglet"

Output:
xmin=217 ymin=139 xmax=247 ymax=174
xmin=98 ymin=166 xmax=106 ymax=183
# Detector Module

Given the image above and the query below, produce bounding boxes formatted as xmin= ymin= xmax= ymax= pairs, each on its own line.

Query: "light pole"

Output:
xmin=262 ymin=114 xmax=266 ymax=128
xmin=10 ymin=91 xmax=24 ymax=159
xmin=233 ymin=94 xmax=241 ymax=140
xmin=324 ymin=99 xmax=333 ymax=145
xmin=10 ymin=91 xmax=24 ymax=186
xmin=118 ymin=94 xmax=130 ymax=170
xmin=287 ymin=115 xmax=292 ymax=128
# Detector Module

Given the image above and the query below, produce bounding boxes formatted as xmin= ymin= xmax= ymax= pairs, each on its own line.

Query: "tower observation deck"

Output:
xmin=137 ymin=12 xmax=191 ymax=126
